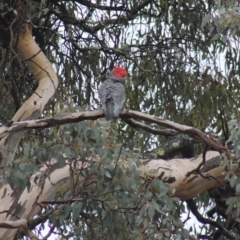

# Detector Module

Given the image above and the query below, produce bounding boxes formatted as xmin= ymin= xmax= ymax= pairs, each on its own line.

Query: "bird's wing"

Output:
xmin=112 ymin=82 xmax=125 ymax=117
xmin=112 ymin=82 xmax=125 ymax=106
xmin=98 ymin=79 xmax=113 ymax=104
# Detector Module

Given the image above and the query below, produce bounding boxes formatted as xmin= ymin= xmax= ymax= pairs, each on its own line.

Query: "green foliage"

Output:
xmin=15 ymin=120 xmax=185 ymax=239
xmin=2 ymin=0 xmax=240 ymax=239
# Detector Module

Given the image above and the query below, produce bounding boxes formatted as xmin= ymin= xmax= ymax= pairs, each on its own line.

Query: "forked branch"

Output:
xmin=0 ymin=109 xmax=233 ymax=159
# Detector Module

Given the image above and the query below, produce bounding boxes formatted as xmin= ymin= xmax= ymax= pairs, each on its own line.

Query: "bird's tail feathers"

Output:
xmin=113 ymin=105 xmax=123 ymax=118
xmin=105 ymin=100 xmax=115 ymax=121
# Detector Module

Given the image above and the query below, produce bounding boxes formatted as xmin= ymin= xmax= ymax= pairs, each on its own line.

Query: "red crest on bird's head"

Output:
xmin=113 ymin=66 xmax=127 ymax=78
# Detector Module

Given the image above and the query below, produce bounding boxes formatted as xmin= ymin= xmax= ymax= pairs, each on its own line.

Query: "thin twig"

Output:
xmin=186 ymin=199 xmax=235 ymax=240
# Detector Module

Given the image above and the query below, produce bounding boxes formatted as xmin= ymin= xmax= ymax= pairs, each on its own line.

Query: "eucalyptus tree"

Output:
xmin=0 ymin=0 xmax=240 ymax=239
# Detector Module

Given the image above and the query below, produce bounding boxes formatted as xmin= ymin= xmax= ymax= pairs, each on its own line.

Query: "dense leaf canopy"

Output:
xmin=1 ymin=0 xmax=240 ymax=239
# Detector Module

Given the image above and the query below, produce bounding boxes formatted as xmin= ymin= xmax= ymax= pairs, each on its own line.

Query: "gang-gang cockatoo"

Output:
xmin=98 ymin=66 xmax=127 ymax=121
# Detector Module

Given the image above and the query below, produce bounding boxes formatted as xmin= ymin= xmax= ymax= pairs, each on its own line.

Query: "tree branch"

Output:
xmin=0 ymin=150 xmax=228 ymax=237
xmin=0 ymin=219 xmax=38 ymax=239
xmin=0 ymin=109 xmax=233 ymax=158
xmin=49 ymin=0 xmax=152 ymax=34
xmin=91 ymin=0 xmax=153 ymax=32
xmin=0 ymin=24 xmax=59 ymax=165
xmin=124 ymin=118 xmax=177 ymax=136
xmin=121 ymin=110 xmax=233 ymax=158
xmin=59 ymin=0 xmax=126 ymax=11
xmin=149 ymin=134 xmax=196 ymax=159
xmin=186 ymin=199 xmax=235 ymax=240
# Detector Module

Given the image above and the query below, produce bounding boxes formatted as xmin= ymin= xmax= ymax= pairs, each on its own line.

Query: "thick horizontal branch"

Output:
xmin=0 ymin=151 xmax=227 ymax=218
xmin=0 ymin=109 xmax=232 ymax=158
xmin=0 ymin=219 xmax=37 ymax=239
xmin=0 ymin=110 xmax=104 ymax=138
xmin=141 ymin=151 xmax=227 ymax=199
xmin=0 ymin=150 xmax=227 ymax=238
xmin=0 ymin=219 xmax=27 ymax=229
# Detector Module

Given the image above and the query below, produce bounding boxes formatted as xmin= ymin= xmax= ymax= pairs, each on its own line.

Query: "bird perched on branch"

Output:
xmin=98 ymin=66 xmax=127 ymax=121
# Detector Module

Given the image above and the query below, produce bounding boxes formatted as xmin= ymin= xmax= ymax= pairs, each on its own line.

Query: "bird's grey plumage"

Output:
xmin=98 ymin=68 xmax=126 ymax=121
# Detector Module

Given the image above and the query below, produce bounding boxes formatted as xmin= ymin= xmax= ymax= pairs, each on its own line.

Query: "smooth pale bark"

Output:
xmin=0 ymin=25 xmax=58 ymax=239
xmin=141 ymin=151 xmax=226 ymax=199
xmin=0 ymin=25 xmax=58 ymax=166
xmin=0 ymin=150 xmax=227 ymax=239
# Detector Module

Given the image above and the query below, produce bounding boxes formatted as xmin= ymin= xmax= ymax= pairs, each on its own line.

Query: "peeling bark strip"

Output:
xmin=0 ymin=24 xmax=59 ymax=165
